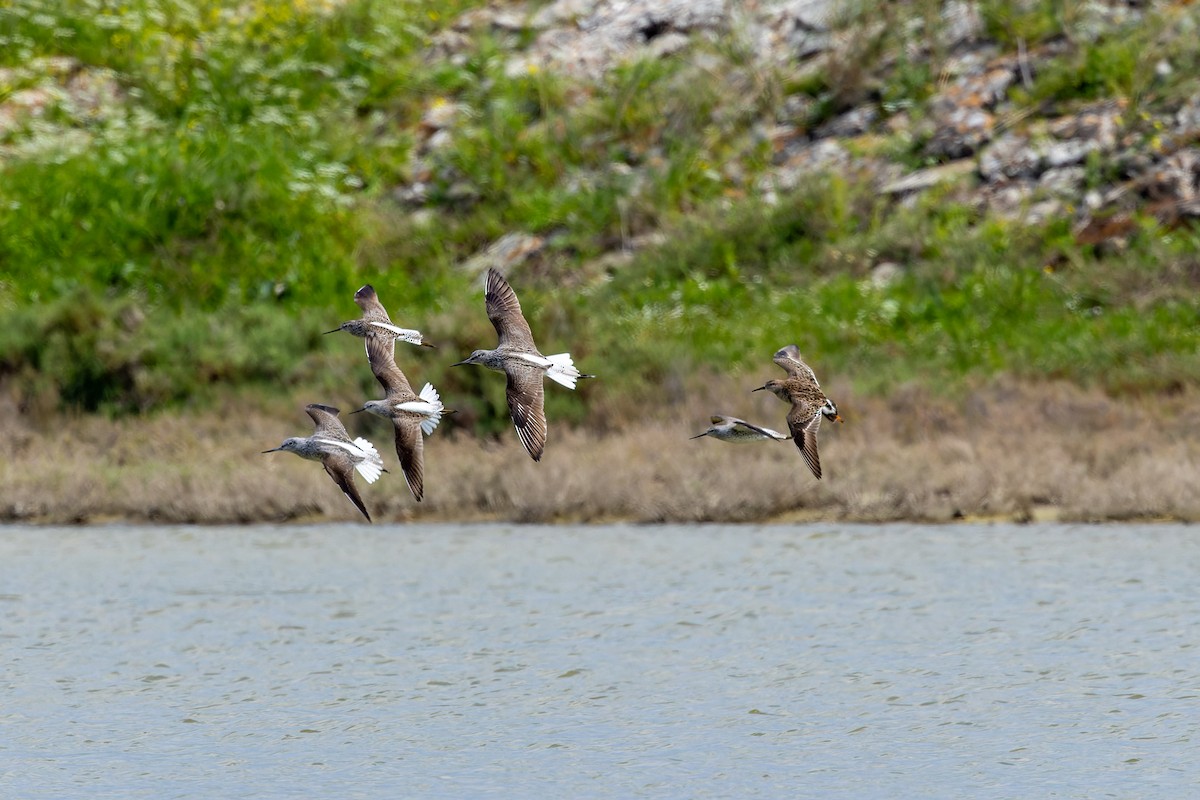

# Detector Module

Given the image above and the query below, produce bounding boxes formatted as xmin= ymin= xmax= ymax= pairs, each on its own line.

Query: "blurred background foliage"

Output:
xmin=0 ymin=0 xmax=1197 ymax=425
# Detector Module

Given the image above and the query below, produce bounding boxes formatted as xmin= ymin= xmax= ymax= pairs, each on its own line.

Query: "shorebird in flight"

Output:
xmin=753 ymin=345 xmax=842 ymax=480
xmin=353 ymin=336 xmax=449 ymax=502
xmin=325 ymin=284 xmax=435 ymax=354
xmin=690 ymin=414 xmax=789 ymax=443
xmin=452 ymin=267 xmax=594 ymax=461
xmin=262 ymin=404 xmax=386 ymax=521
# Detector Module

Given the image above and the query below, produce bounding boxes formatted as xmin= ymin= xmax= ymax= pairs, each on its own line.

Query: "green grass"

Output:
xmin=582 ymin=181 xmax=1200 ymax=397
xmin=1 ymin=0 xmax=1198 ymax=422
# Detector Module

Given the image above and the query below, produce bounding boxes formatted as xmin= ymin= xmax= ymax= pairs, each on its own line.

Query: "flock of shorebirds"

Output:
xmin=263 ymin=267 xmax=841 ymax=521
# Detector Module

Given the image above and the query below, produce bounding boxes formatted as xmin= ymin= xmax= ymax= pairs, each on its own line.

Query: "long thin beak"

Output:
xmin=261 ymin=447 xmax=282 ymax=454
xmin=322 ymin=328 xmax=340 ymax=335
xmin=420 ymin=341 xmax=437 ymax=349
xmin=751 ymin=385 xmax=766 ymax=393
xmin=450 ymin=360 xmax=468 ymax=367
xmin=689 ymin=432 xmax=708 ymax=440
xmin=349 ymin=407 xmax=366 ymax=414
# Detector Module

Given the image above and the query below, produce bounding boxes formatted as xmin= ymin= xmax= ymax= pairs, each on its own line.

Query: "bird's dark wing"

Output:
xmin=366 ymin=336 xmax=415 ymax=400
xmin=786 ymin=404 xmax=824 ymax=480
xmin=353 ymin=284 xmax=392 ymax=324
xmin=731 ymin=417 xmax=783 ymax=439
xmin=392 ymin=417 xmax=425 ymax=502
xmin=322 ymin=452 xmax=371 ymax=521
xmin=773 ymin=344 xmax=819 ymax=384
xmin=305 ymin=404 xmax=351 ymax=441
xmin=485 ymin=268 xmax=537 ymax=350
xmin=505 ymin=363 xmax=546 ymax=461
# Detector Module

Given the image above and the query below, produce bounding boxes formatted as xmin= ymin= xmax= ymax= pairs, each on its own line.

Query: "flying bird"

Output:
xmin=452 ymin=267 xmax=594 ymax=461
xmin=690 ymin=414 xmax=789 ymax=443
xmin=352 ymin=336 xmax=449 ymax=502
xmin=753 ymin=345 xmax=842 ymax=479
xmin=262 ymin=403 xmax=386 ymax=521
xmin=325 ymin=284 xmax=435 ymax=354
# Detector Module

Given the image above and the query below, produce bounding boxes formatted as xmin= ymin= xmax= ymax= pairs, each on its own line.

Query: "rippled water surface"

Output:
xmin=1 ymin=523 xmax=1197 ymax=798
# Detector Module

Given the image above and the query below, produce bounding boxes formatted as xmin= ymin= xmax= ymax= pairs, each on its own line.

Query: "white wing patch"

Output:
xmin=313 ymin=437 xmax=365 ymax=458
xmin=314 ymin=436 xmax=384 ymax=484
xmin=513 ymin=352 xmax=552 ymax=368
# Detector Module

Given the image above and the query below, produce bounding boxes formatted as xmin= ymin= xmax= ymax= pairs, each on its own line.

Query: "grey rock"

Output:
xmin=882 ymin=160 xmax=976 ymax=196
xmin=870 ymin=261 xmax=902 ymax=288
xmin=1038 ymin=166 xmax=1087 ymax=198
xmin=940 ymin=0 xmax=984 ymax=49
xmin=980 ymin=133 xmax=1041 ymax=180
xmin=460 ymin=233 xmax=547 ymax=279
xmin=514 ymin=0 xmax=729 ymax=80
xmin=926 ymin=106 xmax=996 ymax=159
xmin=814 ymin=105 xmax=878 ymax=139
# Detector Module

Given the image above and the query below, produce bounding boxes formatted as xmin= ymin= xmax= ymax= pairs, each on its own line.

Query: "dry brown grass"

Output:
xmin=2 ymin=378 xmax=1198 ymax=525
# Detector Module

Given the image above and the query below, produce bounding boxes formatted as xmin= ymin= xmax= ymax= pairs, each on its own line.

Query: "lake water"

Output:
xmin=1 ymin=523 xmax=1197 ymax=798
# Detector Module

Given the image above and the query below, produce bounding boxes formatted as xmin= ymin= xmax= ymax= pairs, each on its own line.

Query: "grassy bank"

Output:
xmin=1 ymin=379 xmax=1197 ymax=524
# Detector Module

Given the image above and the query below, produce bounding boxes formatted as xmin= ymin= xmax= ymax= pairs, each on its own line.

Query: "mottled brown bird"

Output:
xmin=753 ymin=345 xmax=842 ymax=479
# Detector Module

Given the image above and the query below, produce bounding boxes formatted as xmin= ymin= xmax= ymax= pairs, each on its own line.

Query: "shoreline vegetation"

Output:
xmin=2 ymin=1 xmax=1199 ymax=525
xmin=3 ymin=380 xmax=1197 ymax=525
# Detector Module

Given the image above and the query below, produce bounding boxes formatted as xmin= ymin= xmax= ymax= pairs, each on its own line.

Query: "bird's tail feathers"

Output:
xmin=545 ymin=352 xmax=594 ymax=389
xmin=417 ymin=383 xmax=445 ymax=435
xmin=352 ymin=437 xmax=385 ymax=484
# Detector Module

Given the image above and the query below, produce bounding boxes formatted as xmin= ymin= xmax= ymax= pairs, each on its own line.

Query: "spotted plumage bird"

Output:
xmin=753 ymin=345 xmax=842 ymax=479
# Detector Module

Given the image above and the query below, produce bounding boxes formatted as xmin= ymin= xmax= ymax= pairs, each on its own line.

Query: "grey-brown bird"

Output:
xmin=752 ymin=345 xmax=842 ymax=479
xmin=451 ymin=268 xmax=594 ymax=461
xmin=352 ymin=336 xmax=448 ymax=502
xmin=690 ymin=415 xmax=789 ymax=443
xmin=325 ymin=284 xmax=435 ymax=354
xmin=262 ymin=404 xmax=386 ymax=521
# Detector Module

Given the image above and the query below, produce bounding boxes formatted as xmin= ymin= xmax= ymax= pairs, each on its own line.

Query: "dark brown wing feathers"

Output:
xmin=392 ymin=417 xmax=425 ymax=502
xmin=484 ymin=268 xmax=537 ymax=350
xmin=786 ymin=405 xmax=823 ymax=480
xmin=366 ymin=336 xmax=415 ymax=400
xmin=305 ymin=403 xmax=350 ymax=441
xmin=322 ymin=454 xmax=371 ymax=521
xmin=505 ymin=364 xmax=547 ymax=461
xmin=353 ymin=284 xmax=390 ymax=323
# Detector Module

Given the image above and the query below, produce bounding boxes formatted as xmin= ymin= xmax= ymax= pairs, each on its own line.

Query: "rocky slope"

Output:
xmin=412 ymin=0 xmax=1200 ymax=263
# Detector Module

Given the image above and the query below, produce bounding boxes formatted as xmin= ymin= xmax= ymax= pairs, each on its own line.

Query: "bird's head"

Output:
xmin=752 ymin=379 xmax=787 ymax=400
xmin=451 ymin=350 xmax=488 ymax=367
